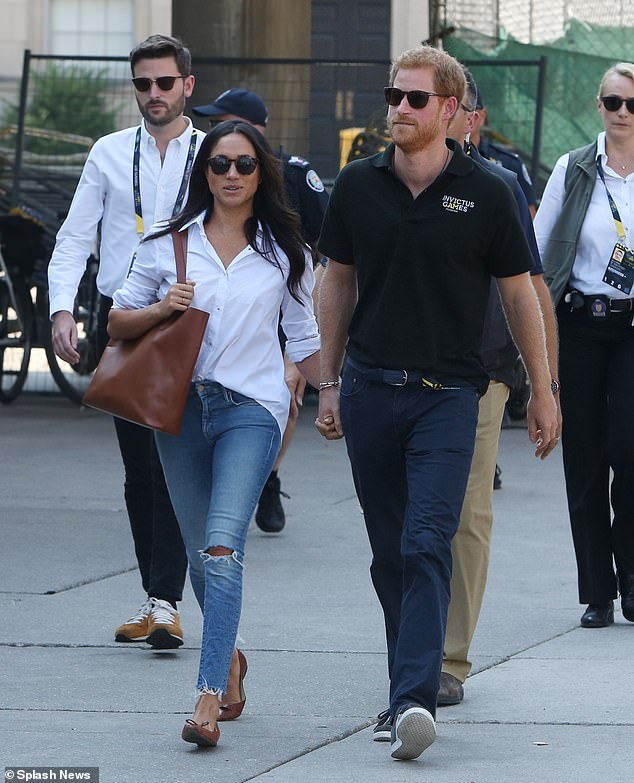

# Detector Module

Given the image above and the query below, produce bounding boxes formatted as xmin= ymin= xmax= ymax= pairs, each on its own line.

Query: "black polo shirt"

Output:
xmin=318 ymin=139 xmax=534 ymax=392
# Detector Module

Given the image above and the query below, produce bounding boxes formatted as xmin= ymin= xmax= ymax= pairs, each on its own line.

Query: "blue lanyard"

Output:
xmin=133 ymin=126 xmax=198 ymax=235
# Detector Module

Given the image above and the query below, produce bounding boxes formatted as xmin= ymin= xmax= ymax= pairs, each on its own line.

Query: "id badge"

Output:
xmin=602 ymin=242 xmax=634 ymax=294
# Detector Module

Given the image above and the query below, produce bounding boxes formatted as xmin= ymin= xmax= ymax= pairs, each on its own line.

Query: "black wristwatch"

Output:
xmin=551 ymin=379 xmax=560 ymax=395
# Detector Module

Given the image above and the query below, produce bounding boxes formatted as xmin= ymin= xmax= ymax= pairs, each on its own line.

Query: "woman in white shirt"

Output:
xmin=535 ymin=63 xmax=634 ymax=630
xmin=109 ymin=120 xmax=321 ymax=747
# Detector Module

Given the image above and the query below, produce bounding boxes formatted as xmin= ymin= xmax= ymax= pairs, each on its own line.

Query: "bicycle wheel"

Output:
xmin=0 ymin=283 xmax=32 ymax=403
xmin=45 ymin=262 xmax=100 ymax=405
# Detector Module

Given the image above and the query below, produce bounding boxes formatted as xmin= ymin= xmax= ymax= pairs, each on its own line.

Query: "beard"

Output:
xmin=137 ymin=90 xmax=186 ymax=128
xmin=388 ymin=108 xmax=443 ymax=153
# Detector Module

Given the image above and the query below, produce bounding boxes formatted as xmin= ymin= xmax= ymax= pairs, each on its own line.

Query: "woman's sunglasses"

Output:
xmin=131 ymin=75 xmax=185 ymax=92
xmin=600 ymin=95 xmax=634 ymax=114
xmin=384 ymin=87 xmax=448 ymax=110
xmin=207 ymin=155 xmax=259 ymax=176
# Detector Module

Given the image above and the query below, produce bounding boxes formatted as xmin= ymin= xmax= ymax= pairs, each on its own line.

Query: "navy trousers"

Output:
xmin=340 ymin=360 xmax=479 ymax=717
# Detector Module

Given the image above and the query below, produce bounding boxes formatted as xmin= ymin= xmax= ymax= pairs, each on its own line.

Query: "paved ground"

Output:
xmin=1 ymin=394 xmax=633 ymax=783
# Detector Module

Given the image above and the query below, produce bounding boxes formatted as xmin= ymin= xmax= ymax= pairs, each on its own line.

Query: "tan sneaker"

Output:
xmin=146 ymin=598 xmax=184 ymax=649
xmin=114 ymin=598 xmax=152 ymax=642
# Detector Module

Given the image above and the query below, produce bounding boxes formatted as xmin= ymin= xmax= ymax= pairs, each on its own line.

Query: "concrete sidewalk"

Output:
xmin=1 ymin=395 xmax=632 ymax=783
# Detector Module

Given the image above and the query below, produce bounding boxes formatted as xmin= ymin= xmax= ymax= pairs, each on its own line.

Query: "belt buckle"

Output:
xmin=393 ymin=369 xmax=408 ymax=386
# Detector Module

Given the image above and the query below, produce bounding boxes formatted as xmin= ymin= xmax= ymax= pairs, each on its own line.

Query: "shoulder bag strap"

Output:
xmin=171 ymin=229 xmax=189 ymax=283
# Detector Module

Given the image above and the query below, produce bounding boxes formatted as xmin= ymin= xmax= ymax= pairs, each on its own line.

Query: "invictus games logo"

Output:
xmin=442 ymin=195 xmax=475 ymax=213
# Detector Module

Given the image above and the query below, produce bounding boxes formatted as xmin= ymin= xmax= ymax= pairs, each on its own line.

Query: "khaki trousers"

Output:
xmin=442 ymin=380 xmax=510 ymax=683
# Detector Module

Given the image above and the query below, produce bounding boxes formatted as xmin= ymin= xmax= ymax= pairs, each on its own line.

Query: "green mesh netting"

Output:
xmin=445 ymin=20 xmax=633 ymax=187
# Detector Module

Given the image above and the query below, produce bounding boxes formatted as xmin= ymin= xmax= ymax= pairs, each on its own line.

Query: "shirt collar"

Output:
xmin=596 ymin=131 xmax=608 ymax=165
xmin=140 ymin=116 xmax=193 ymax=147
xmin=180 ymin=212 xmax=265 ymax=244
xmin=372 ymin=138 xmax=473 ymax=177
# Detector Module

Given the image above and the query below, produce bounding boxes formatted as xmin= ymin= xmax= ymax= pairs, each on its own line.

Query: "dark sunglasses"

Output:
xmin=384 ymin=86 xmax=448 ymax=109
xmin=207 ymin=155 xmax=259 ymax=175
xmin=600 ymin=95 xmax=634 ymax=114
xmin=131 ymin=75 xmax=186 ymax=92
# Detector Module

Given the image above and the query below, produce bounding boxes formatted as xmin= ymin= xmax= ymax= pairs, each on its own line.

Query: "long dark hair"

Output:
xmin=147 ymin=120 xmax=309 ymax=303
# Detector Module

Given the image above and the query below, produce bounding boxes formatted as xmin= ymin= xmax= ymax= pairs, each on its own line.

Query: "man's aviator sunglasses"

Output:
xmin=384 ymin=87 xmax=449 ymax=110
xmin=600 ymin=95 xmax=634 ymax=114
xmin=131 ymin=75 xmax=186 ymax=92
xmin=207 ymin=155 xmax=259 ymax=175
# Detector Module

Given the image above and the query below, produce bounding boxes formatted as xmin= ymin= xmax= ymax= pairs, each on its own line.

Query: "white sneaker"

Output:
xmin=390 ymin=704 xmax=436 ymax=760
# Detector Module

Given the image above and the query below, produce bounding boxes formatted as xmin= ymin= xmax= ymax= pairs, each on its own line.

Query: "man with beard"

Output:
xmin=48 ymin=34 xmax=203 ymax=650
xmin=316 ymin=45 xmax=558 ymax=762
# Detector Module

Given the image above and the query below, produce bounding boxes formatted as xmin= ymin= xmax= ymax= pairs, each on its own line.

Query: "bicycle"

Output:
xmin=0 ymin=209 xmax=100 ymax=404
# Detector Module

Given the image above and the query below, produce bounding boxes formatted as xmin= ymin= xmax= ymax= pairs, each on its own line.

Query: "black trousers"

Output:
xmin=98 ymin=298 xmax=187 ymax=602
xmin=558 ymin=302 xmax=634 ymax=603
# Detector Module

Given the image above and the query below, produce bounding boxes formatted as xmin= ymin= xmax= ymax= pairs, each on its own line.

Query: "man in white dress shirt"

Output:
xmin=48 ymin=34 xmax=203 ymax=649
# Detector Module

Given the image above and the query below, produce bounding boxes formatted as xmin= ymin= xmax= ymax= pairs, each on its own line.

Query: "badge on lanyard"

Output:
xmin=597 ymin=158 xmax=634 ymax=294
xmin=602 ymin=242 xmax=634 ymax=294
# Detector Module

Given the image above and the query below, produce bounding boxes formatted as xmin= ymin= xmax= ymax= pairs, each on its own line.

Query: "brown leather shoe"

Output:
xmin=181 ymin=719 xmax=220 ymax=747
xmin=219 ymin=649 xmax=248 ymax=721
xmin=437 ymin=672 xmax=464 ymax=706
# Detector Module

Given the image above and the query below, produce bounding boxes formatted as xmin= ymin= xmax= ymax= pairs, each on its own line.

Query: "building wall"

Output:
xmin=391 ymin=0 xmax=430 ymax=56
xmin=0 ymin=0 xmax=171 ymax=79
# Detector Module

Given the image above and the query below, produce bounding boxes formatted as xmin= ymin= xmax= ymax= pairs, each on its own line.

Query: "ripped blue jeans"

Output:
xmin=156 ymin=382 xmax=280 ymax=694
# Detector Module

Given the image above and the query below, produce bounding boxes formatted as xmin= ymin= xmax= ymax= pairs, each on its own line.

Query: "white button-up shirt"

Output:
xmin=112 ymin=213 xmax=320 ymax=436
xmin=48 ymin=119 xmax=203 ymax=316
xmin=535 ymin=132 xmax=634 ymax=298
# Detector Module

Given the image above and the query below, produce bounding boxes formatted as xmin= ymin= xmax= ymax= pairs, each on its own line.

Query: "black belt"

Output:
xmin=604 ymin=298 xmax=634 ymax=312
xmin=347 ymin=359 xmax=466 ymax=389
xmin=566 ymin=291 xmax=634 ymax=313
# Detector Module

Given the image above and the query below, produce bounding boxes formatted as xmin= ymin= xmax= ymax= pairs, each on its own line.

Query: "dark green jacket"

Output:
xmin=542 ymin=141 xmax=597 ymax=306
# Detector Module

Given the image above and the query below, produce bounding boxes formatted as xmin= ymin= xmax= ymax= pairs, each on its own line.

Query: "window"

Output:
xmin=50 ymin=0 xmax=134 ymax=56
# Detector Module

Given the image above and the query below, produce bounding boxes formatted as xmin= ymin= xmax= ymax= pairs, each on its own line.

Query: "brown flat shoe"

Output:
xmin=218 ymin=649 xmax=248 ymax=722
xmin=181 ymin=718 xmax=220 ymax=747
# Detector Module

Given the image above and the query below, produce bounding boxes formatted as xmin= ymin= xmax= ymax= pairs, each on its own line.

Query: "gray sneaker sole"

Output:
xmin=390 ymin=707 xmax=436 ymax=760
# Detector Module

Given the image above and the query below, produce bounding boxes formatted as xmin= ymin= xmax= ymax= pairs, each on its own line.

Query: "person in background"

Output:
xmin=48 ymin=34 xmax=203 ymax=650
xmin=535 ymin=62 xmax=634 ymax=629
xmin=316 ymin=45 xmax=558 ymax=762
xmin=470 ymin=89 xmax=537 ymax=218
xmin=109 ymin=120 xmax=321 ymax=747
xmin=192 ymin=88 xmax=329 ymax=534
xmin=438 ymin=70 xmax=560 ymax=708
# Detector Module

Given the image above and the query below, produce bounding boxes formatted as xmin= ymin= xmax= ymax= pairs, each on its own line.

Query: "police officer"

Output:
xmin=192 ymin=88 xmax=329 ymax=534
xmin=193 ymin=88 xmax=328 ymax=246
xmin=470 ymin=88 xmax=537 ymax=218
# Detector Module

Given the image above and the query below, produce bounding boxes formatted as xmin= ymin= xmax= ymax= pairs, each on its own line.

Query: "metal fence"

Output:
xmin=438 ymin=0 xmax=634 ymax=196
xmin=0 ymin=52 xmax=394 ymax=242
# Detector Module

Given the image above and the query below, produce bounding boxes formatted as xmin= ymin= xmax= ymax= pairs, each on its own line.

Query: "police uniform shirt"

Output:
xmin=478 ymin=137 xmax=536 ymax=209
xmin=279 ymin=153 xmax=329 ymax=247
xmin=318 ymin=139 xmax=534 ymax=393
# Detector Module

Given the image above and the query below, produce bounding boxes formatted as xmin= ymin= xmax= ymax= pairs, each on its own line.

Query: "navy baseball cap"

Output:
xmin=192 ymin=88 xmax=269 ymax=126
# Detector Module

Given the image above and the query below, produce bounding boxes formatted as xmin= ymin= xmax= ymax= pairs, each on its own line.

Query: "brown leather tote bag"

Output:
xmin=82 ymin=230 xmax=209 ymax=435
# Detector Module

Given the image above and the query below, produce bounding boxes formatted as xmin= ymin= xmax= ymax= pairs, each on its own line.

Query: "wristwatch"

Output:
xmin=551 ymin=379 xmax=560 ymax=395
